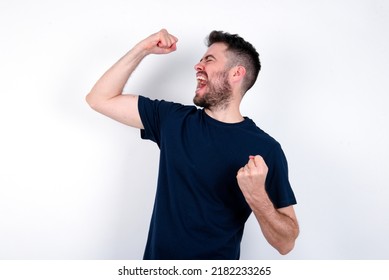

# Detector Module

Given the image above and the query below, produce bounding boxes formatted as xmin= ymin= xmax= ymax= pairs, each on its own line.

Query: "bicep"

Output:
xmin=90 ymin=94 xmax=144 ymax=129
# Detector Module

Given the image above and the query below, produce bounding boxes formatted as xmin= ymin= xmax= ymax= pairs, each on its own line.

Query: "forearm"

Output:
xmin=237 ymin=155 xmax=299 ymax=255
xmin=248 ymin=192 xmax=299 ymax=255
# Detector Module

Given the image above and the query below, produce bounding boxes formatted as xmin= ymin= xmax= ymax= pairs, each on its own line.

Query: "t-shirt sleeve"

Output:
xmin=137 ymin=95 xmax=180 ymax=147
xmin=137 ymin=96 xmax=163 ymax=146
xmin=264 ymin=143 xmax=297 ymax=209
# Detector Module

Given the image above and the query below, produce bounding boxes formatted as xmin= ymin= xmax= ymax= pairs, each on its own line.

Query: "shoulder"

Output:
xmin=243 ymin=118 xmax=280 ymax=146
xmin=240 ymin=118 xmax=289 ymax=162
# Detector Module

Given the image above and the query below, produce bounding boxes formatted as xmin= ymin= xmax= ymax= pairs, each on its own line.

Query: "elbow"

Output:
xmin=276 ymin=227 xmax=299 ymax=255
xmin=85 ymin=92 xmax=94 ymax=108
xmin=277 ymin=240 xmax=296 ymax=255
xmin=85 ymin=92 xmax=100 ymax=111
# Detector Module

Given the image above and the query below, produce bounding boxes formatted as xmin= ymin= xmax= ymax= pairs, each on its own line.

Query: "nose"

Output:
xmin=194 ymin=61 xmax=204 ymax=71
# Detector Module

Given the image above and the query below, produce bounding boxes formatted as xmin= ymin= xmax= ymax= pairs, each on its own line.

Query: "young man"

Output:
xmin=86 ymin=29 xmax=299 ymax=260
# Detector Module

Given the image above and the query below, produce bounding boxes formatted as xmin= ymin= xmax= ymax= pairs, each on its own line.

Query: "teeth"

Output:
xmin=196 ymin=72 xmax=207 ymax=88
xmin=197 ymin=76 xmax=207 ymax=87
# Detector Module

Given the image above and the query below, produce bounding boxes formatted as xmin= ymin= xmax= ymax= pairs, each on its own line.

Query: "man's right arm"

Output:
xmin=85 ymin=29 xmax=178 ymax=129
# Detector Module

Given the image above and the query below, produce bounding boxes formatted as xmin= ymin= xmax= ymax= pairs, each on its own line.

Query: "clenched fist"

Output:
xmin=236 ymin=155 xmax=269 ymax=205
xmin=138 ymin=28 xmax=178 ymax=55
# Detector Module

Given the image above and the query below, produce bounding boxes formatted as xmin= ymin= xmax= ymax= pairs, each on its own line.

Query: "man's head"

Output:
xmin=193 ymin=31 xmax=261 ymax=110
xmin=206 ymin=31 xmax=261 ymax=94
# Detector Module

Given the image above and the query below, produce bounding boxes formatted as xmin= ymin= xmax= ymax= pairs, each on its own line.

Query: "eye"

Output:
xmin=205 ymin=57 xmax=214 ymax=63
xmin=199 ymin=55 xmax=215 ymax=64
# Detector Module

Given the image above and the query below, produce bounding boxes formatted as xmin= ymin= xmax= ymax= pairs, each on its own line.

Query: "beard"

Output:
xmin=193 ymin=70 xmax=232 ymax=110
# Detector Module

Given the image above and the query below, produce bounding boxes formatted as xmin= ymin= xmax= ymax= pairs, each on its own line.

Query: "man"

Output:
xmin=86 ymin=29 xmax=299 ymax=260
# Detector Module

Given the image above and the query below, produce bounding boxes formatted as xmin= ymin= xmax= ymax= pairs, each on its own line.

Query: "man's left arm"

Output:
xmin=236 ymin=155 xmax=299 ymax=255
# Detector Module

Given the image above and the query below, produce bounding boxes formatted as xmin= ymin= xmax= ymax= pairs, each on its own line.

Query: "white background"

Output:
xmin=1 ymin=0 xmax=388 ymax=260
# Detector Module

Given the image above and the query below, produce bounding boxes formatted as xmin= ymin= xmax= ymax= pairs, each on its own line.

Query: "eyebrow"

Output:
xmin=200 ymin=54 xmax=216 ymax=63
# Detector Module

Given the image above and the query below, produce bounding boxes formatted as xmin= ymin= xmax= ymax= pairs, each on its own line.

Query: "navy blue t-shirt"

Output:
xmin=138 ymin=96 xmax=296 ymax=260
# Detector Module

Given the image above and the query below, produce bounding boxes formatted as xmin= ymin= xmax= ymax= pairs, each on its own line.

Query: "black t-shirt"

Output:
xmin=138 ymin=96 xmax=296 ymax=259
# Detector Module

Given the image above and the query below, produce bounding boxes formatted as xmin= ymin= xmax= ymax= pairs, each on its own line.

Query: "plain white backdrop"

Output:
xmin=1 ymin=0 xmax=388 ymax=259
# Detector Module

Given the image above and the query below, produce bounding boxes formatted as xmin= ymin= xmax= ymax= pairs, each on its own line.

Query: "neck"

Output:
xmin=204 ymin=105 xmax=244 ymax=123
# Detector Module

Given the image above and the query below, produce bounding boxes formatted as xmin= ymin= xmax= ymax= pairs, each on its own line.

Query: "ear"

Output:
xmin=231 ymin=65 xmax=246 ymax=82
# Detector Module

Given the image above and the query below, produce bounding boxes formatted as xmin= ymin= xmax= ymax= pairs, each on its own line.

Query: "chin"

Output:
xmin=193 ymin=90 xmax=203 ymax=100
xmin=193 ymin=95 xmax=203 ymax=107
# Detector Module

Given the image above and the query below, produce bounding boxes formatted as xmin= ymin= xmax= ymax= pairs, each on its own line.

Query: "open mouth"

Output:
xmin=196 ymin=73 xmax=208 ymax=89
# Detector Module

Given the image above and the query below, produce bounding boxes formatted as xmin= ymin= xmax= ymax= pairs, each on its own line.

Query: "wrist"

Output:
xmin=246 ymin=190 xmax=275 ymax=216
xmin=132 ymin=42 xmax=151 ymax=57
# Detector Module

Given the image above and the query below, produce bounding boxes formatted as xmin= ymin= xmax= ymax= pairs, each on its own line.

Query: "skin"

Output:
xmin=86 ymin=29 xmax=299 ymax=255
